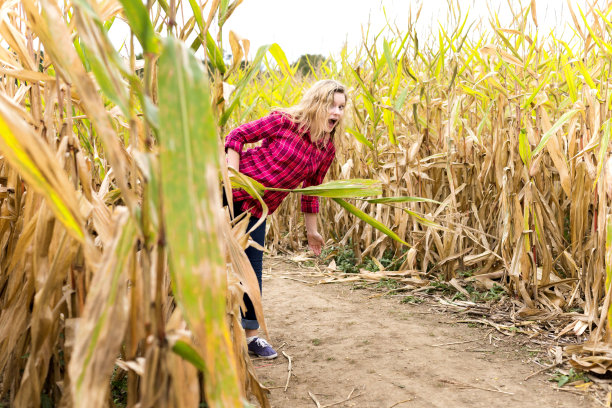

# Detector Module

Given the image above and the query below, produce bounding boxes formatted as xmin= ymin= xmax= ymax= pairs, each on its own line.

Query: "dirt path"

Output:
xmin=252 ymin=258 xmax=593 ymax=408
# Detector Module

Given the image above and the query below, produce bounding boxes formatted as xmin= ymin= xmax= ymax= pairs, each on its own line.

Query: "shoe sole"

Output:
xmin=249 ymin=350 xmax=278 ymax=359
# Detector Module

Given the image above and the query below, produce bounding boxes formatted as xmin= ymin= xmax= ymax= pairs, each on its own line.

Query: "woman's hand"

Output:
xmin=307 ymin=231 xmax=324 ymax=256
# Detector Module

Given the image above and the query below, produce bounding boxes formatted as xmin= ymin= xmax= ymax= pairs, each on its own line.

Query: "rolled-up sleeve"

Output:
xmin=224 ymin=112 xmax=284 ymax=154
xmin=301 ymin=148 xmax=335 ymax=213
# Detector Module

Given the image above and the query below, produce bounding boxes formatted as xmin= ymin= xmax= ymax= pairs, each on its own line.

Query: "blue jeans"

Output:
xmin=229 ymin=199 xmax=266 ymax=330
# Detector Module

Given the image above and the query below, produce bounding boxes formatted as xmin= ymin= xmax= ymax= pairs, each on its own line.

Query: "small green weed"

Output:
xmin=426 ymin=281 xmax=453 ymax=295
xmin=375 ymin=278 xmax=400 ymax=290
xmin=311 ymin=338 xmax=321 ymax=346
xmin=457 ymin=269 xmax=475 ymax=278
xmin=401 ymin=296 xmax=424 ymax=304
xmin=321 ymin=245 xmax=406 ymax=275
xmin=481 ymin=284 xmax=505 ymax=301
xmin=41 ymin=394 xmax=53 ymax=408
xmin=321 ymin=245 xmax=359 ymax=274
xmin=110 ymin=366 xmax=128 ymax=408
xmin=550 ymin=369 xmax=590 ymax=387
xmin=451 ymin=292 xmax=467 ymax=301
xmin=464 ymin=283 xmax=505 ymax=303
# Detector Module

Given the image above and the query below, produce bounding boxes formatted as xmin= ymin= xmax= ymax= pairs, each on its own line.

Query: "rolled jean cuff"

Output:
xmin=241 ymin=318 xmax=259 ymax=330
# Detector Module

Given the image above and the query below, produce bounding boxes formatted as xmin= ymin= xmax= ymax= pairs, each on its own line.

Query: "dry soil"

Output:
xmin=252 ymin=258 xmax=594 ymax=408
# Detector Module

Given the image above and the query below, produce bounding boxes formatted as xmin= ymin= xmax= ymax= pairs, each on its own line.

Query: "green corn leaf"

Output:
xmin=394 ymin=87 xmax=409 ymax=111
xmin=403 ymin=208 xmax=443 ymax=229
xmin=349 ymin=66 xmax=375 ymax=103
xmin=81 ymin=45 xmax=130 ymax=117
xmin=403 ymin=61 xmax=418 ymax=82
xmin=220 ymin=44 xmax=271 ymax=127
xmin=559 ymin=40 xmax=575 ymax=58
xmin=521 ymin=72 xmax=550 ymax=109
xmin=228 ymin=170 xmax=382 ymax=199
xmin=332 ymin=198 xmax=409 ymax=246
xmin=446 ymin=65 xmax=458 ymax=92
xmin=500 ymin=60 xmax=525 ymax=89
xmin=360 ymin=196 xmax=442 ymax=205
xmin=73 ymin=0 xmax=136 ymax=117
xmin=292 ymin=179 xmax=382 ymax=198
xmin=373 ymin=52 xmax=387 ymax=82
xmin=533 ymin=109 xmax=579 ymax=156
xmin=117 ymin=0 xmax=159 ymax=54
xmin=494 ymin=28 xmax=522 ymax=60
xmin=576 ymin=60 xmax=597 ymax=91
xmin=383 ymin=39 xmax=396 ymax=76
xmin=383 ymin=108 xmax=396 ymax=144
xmin=394 ymin=32 xmax=410 ymax=59
xmin=0 ymin=104 xmax=85 ymax=242
xmin=593 ymin=119 xmax=611 ymax=192
xmin=269 ymin=43 xmax=293 ymax=79
xmin=73 ymin=37 xmax=91 ymax=72
xmin=142 ymin=94 xmax=159 ymax=130
xmin=518 ymin=128 xmax=532 ymax=167
xmin=172 ymin=339 xmax=206 ymax=372
xmin=561 ymin=56 xmax=578 ymax=102
xmin=158 ymin=37 xmax=242 ymax=406
xmin=218 ymin=0 xmax=231 ymax=26
xmin=434 ymin=37 xmax=446 ymax=77
xmin=346 ymin=127 xmax=374 ymax=149
xmin=412 ymin=104 xmax=421 ymax=133
xmin=390 ymin=65 xmax=402 ymax=99
xmin=459 ymin=84 xmax=488 ymax=101
xmin=227 ymin=168 xmax=268 ymax=217
xmin=457 ymin=50 xmax=475 ymax=78
xmin=205 ymin=31 xmax=227 ymax=74
xmin=581 ymin=8 xmax=612 ymax=56
xmin=103 ymin=15 xmax=115 ymax=32
xmin=188 ymin=0 xmax=205 ymax=30
xmin=186 ymin=0 xmax=227 ymax=77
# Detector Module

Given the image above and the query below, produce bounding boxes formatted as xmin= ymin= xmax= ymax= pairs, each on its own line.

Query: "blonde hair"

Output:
xmin=278 ymin=79 xmax=347 ymax=145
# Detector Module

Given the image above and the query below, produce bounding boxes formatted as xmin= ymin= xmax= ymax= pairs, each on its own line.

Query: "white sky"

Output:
xmin=220 ymin=0 xmax=594 ymax=62
xmin=109 ymin=0 xmax=607 ymax=62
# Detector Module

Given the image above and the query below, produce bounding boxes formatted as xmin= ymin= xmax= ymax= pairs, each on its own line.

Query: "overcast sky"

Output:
xmin=109 ymin=0 xmax=604 ymax=62
xmin=219 ymin=0 xmax=587 ymax=62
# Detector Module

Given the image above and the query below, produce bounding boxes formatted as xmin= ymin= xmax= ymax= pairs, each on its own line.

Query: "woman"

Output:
xmin=225 ymin=79 xmax=347 ymax=359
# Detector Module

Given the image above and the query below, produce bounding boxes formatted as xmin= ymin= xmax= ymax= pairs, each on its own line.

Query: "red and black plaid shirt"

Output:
xmin=225 ymin=112 xmax=335 ymax=218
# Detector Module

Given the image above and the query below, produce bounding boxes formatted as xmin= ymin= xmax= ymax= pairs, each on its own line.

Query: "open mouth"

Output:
xmin=328 ymin=118 xmax=338 ymax=128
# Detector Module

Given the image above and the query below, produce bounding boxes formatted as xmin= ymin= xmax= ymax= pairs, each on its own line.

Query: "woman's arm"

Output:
xmin=301 ymin=146 xmax=336 ymax=255
xmin=300 ymin=146 xmax=336 ymax=214
xmin=304 ymin=212 xmax=323 ymax=255
xmin=226 ymin=147 xmax=240 ymax=169
xmin=224 ymin=112 xmax=284 ymax=155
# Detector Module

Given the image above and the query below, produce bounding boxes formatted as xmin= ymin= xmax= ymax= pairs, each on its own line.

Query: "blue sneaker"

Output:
xmin=247 ymin=337 xmax=278 ymax=359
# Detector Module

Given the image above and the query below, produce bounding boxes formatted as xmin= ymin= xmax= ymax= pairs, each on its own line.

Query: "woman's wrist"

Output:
xmin=304 ymin=212 xmax=318 ymax=235
xmin=226 ymin=148 xmax=240 ymax=170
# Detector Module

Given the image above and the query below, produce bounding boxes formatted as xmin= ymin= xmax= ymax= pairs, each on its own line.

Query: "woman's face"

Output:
xmin=325 ymin=92 xmax=346 ymax=133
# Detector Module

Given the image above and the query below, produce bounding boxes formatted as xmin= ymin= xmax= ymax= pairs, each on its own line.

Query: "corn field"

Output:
xmin=0 ymin=0 xmax=612 ymax=406
xmin=258 ymin=0 xmax=612 ymax=375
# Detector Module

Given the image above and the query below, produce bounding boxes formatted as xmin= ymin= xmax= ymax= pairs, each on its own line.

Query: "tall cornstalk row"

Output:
xmin=0 ymin=0 xmax=274 ymax=406
xmin=223 ymin=2 xmax=612 ymax=352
